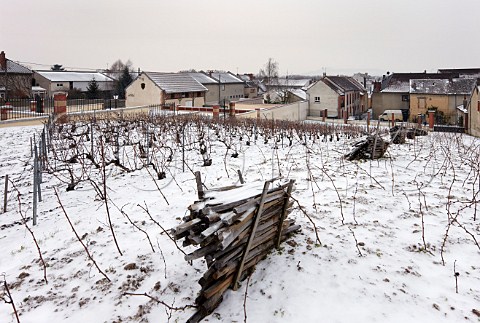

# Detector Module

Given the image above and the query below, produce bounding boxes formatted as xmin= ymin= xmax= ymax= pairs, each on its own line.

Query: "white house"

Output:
xmin=33 ymin=71 xmax=115 ymax=96
xmin=306 ymin=76 xmax=365 ymax=118
xmin=125 ymin=72 xmax=207 ymax=107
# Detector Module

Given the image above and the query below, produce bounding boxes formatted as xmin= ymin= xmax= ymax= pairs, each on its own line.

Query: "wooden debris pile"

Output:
xmin=390 ymin=126 xmax=428 ymax=142
xmin=173 ymin=174 xmax=300 ymax=323
xmin=344 ymin=135 xmax=389 ymax=161
xmin=389 ymin=126 xmax=406 ymax=144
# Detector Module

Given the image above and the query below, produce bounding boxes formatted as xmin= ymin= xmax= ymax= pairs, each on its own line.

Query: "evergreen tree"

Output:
xmin=86 ymin=77 xmax=100 ymax=99
xmin=51 ymin=64 xmax=65 ymax=71
xmin=116 ymin=66 xmax=134 ymax=99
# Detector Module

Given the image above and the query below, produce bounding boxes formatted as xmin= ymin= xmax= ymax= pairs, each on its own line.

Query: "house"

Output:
xmin=438 ymin=68 xmax=480 ymax=80
xmin=470 ymin=85 xmax=480 ymax=137
xmin=208 ymin=71 xmax=245 ymax=105
xmin=306 ymin=76 xmax=365 ymax=118
xmin=0 ymin=51 xmax=33 ymax=99
xmin=125 ymin=72 xmax=207 ymax=107
xmin=185 ymin=71 xmax=245 ymax=106
xmin=409 ymin=78 xmax=478 ymax=125
xmin=33 ymin=71 xmax=115 ymax=97
xmin=264 ymin=88 xmax=306 ymax=104
xmin=237 ymin=74 xmax=259 ymax=99
xmin=371 ymin=72 xmax=458 ymax=119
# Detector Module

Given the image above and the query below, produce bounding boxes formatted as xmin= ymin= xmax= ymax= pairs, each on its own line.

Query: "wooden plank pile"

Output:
xmin=344 ymin=135 xmax=389 ymax=161
xmin=389 ymin=126 xmax=406 ymax=144
xmin=390 ymin=125 xmax=428 ymax=142
xmin=173 ymin=174 xmax=300 ymax=323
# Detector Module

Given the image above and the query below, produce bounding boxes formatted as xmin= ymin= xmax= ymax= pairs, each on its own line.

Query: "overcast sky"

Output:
xmin=2 ymin=0 xmax=479 ymax=76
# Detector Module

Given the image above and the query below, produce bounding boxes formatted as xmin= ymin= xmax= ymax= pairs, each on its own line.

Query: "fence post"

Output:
xmin=3 ymin=174 xmax=8 ymax=213
xmin=428 ymin=111 xmax=435 ymax=129
xmin=90 ymin=121 xmax=94 ymax=155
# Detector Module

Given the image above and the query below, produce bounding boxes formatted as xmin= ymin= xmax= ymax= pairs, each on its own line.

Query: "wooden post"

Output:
xmin=322 ymin=109 xmax=326 ymax=122
xmin=195 ymin=171 xmax=204 ymax=200
xmin=391 ymin=113 xmax=395 ymax=127
xmin=233 ymin=181 xmax=270 ymax=290
xmin=428 ymin=111 xmax=435 ymax=129
xmin=237 ymin=170 xmax=244 ymax=184
xmin=3 ymin=174 xmax=8 ymax=213
xmin=276 ymin=180 xmax=295 ymax=248
xmin=464 ymin=112 xmax=469 ymax=131
xmin=213 ymin=105 xmax=219 ymax=120
xmin=367 ymin=111 xmax=370 ymax=131
xmin=33 ymin=144 xmax=38 ymax=225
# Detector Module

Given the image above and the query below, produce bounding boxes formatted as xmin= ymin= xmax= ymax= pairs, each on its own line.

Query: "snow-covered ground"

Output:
xmin=0 ymin=120 xmax=479 ymax=323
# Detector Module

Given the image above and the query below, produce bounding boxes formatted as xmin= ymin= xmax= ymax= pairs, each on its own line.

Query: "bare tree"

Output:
xmin=258 ymin=58 xmax=279 ymax=91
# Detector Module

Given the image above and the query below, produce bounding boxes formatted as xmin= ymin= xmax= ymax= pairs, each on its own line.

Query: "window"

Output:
xmin=402 ymin=94 xmax=409 ymax=102
xmin=141 ymin=83 xmax=146 ymax=90
xmin=57 ymin=83 xmax=63 ymax=87
xmin=314 ymin=96 xmax=321 ymax=103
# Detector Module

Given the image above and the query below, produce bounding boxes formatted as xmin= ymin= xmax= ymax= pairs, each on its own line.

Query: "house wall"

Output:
xmin=126 ymin=75 xmax=162 ymax=107
xmin=164 ymin=95 xmax=205 ymax=107
xmin=469 ymin=88 xmax=480 ymax=137
xmin=32 ymin=73 xmax=53 ymax=96
xmin=0 ymin=74 xmax=32 ymax=98
xmin=307 ymin=81 xmax=339 ymax=117
xmin=205 ymin=83 xmax=245 ymax=105
xmin=409 ymin=94 xmax=456 ymax=123
xmin=238 ymin=101 xmax=308 ymax=121
xmin=371 ymin=92 xmax=409 ymax=118
xmin=33 ymin=72 xmax=114 ymax=96
xmin=244 ymin=86 xmax=257 ymax=99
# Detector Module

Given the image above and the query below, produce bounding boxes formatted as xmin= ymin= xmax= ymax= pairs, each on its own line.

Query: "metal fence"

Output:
xmin=0 ymin=98 xmax=126 ymax=121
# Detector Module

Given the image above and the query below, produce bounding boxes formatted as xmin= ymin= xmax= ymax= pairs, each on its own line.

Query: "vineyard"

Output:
xmin=0 ymin=113 xmax=479 ymax=323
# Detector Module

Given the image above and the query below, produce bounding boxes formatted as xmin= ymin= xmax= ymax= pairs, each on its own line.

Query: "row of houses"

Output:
xmin=371 ymin=70 xmax=480 ymax=126
xmin=2 ymin=49 xmax=480 ymax=136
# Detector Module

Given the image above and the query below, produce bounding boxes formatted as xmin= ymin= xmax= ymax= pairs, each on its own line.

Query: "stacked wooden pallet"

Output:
xmin=173 ymin=175 xmax=300 ymax=322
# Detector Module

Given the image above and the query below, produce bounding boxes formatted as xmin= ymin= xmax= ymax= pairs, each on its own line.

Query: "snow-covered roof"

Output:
xmin=274 ymin=78 xmax=312 ymax=88
xmin=185 ymin=72 xmax=218 ymax=85
xmin=325 ymin=76 xmax=365 ymax=92
xmin=36 ymin=71 xmax=114 ymax=82
xmin=145 ymin=72 xmax=208 ymax=93
xmin=1 ymin=60 xmax=32 ymax=74
xmin=32 ymin=86 xmax=46 ymax=91
xmin=410 ymin=78 xmax=476 ymax=95
xmin=288 ymin=89 xmax=307 ymax=100
xmin=456 ymin=104 xmax=468 ymax=113
xmin=381 ymin=73 xmax=459 ymax=93
xmin=209 ymin=72 xmax=244 ymax=84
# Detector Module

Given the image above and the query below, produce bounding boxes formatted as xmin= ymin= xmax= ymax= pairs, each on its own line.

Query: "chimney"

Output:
xmin=0 ymin=51 xmax=6 ymax=70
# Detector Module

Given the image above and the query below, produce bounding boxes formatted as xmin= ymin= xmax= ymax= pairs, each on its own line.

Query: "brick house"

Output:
xmin=0 ymin=51 xmax=33 ymax=99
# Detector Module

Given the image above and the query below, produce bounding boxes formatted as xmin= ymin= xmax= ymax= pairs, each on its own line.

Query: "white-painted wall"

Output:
xmin=126 ymin=74 xmax=161 ymax=107
xmin=306 ymin=80 xmax=339 ymax=117
xmin=238 ymin=101 xmax=308 ymax=121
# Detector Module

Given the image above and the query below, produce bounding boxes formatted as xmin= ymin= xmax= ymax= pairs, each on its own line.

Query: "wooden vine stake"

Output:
xmin=195 ymin=171 xmax=204 ymax=200
xmin=276 ymin=179 xmax=295 ymax=248
xmin=233 ymin=181 xmax=270 ymax=291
